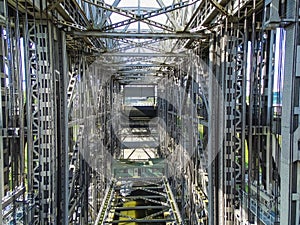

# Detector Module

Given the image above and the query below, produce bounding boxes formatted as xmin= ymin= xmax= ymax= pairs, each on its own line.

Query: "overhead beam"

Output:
xmin=111 ymin=59 xmax=173 ymax=65
xmin=44 ymin=0 xmax=65 ymax=11
xmin=156 ymin=0 xmax=182 ymax=30
xmin=82 ymin=0 xmax=199 ymax=21
xmin=116 ymin=76 xmax=161 ymax=81
xmin=115 ymin=205 xmax=167 ymax=210
xmin=117 ymin=70 xmax=163 ymax=74
xmin=110 ymin=39 xmax=164 ymax=53
xmin=183 ymin=0 xmax=204 ymax=31
xmin=102 ymin=15 xmax=174 ymax=32
xmin=83 ymin=0 xmax=199 ymax=32
xmin=82 ymin=0 xmax=139 ymax=19
xmin=115 ymin=186 xmax=162 ymax=190
xmin=116 ymin=195 xmax=165 ymax=199
xmin=208 ymin=0 xmax=231 ymax=16
xmin=99 ymin=0 xmax=122 ymax=29
xmin=108 ymin=219 xmax=175 ymax=223
xmin=73 ymin=31 xmax=205 ymax=39
xmin=82 ymin=0 xmax=174 ymax=31
xmin=117 ymin=64 xmax=170 ymax=68
xmin=141 ymin=0 xmax=199 ymax=20
xmin=99 ymin=52 xmax=188 ymax=57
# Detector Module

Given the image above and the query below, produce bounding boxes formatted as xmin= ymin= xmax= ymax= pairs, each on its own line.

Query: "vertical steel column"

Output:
xmin=27 ymin=21 xmax=57 ymax=225
xmin=0 ymin=96 xmax=3 ymax=225
xmin=223 ymin=27 xmax=245 ymax=224
xmin=95 ymin=66 xmax=107 ymax=214
xmin=72 ymin=57 xmax=89 ymax=225
xmin=266 ymin=30 xmax=275 ymax=195
xmin=56 ymin=30 xmax=69 ymax=225
xmin=0 ymin=22 xmax=5 ymax=225
xmin=280 ymin=23 xmax=295 ymax=225
xmin=0 ymin=4 xmax=6 ymax=223
xmin=280 ymin=0 xmax=299 ymax=223
xmin=208 ymin=31 xmax=222 ymax=225
xmin=190 ymin=60 xmax=199 ymax=224
xmin=82 ymin=58 xmax=89 ymax=225
xmin=216 ymin=32 xmax=225 ymax=225
xmin=157 ymin=78 xmax=167 ymax=158
xmin=224 ymin=34 xmax=236 ymax=223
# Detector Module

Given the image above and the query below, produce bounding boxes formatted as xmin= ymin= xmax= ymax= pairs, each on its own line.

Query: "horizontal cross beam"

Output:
xmin=73 ymin=31 xmax=205 ymax=39
xmin=107 ymin=218 xmax=175 ymax=223
xmin=115 ymin=205 xmax=167 ymax=210
xmin=99 ymin=52 xmax=188 ymax=57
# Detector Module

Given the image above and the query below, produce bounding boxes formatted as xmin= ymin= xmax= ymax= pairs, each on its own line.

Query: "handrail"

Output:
xmin=94 ymin=180 xmax=115 ymax=225
xmin=163 ymin=176 xmax=183 ymax=225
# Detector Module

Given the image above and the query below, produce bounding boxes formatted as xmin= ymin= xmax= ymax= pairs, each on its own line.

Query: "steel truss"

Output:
xmin=67 ymin=59 xmax=123 ymax=223
xmin=82 ymin=0 xmax=199 ymax=32
xmin=26 ymin=21 xmax=57 ymax=225
xmin=1 ymin=2 xmax=30 ymax=224
xmin=2 ymin=1 xmax=299 ymax=225
xmin=155 ymin=52 xmax=209 ymax=224
xmin=223 ymin=28 xmax=246 ymax=224
xmin=68 ymin=58 xmax=97 ymax=224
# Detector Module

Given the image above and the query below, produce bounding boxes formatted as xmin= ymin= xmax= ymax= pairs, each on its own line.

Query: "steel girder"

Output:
xmin=82 ymin=0 xmax=173 ymax=32
xmin=67 ymin=62 xmax=121 ymax=223
xmin=67 ymin=57 xmax=101 ymax=224
xmin=73 ymin=31 xmax=206 ymax=39
xmin=100 ymin=52 xmax=189 ymax=57
xmin=109 ymin=39 xmax=167 ymax=54
xmin=207 ymin=23 xmax=247 ymax=225
xmin=26 ymin=21 xmax=58 ymax=225
xmin=55 ymin=30 xmax=70 ymax=225
xmin=43 ymin=0 xmax=210 ymax=88
xmin=82 ymin=0 xmax=200 ymax=32
xmin=49 ymin=0 xmax=206 ymax=56
xmin=23 ymin=19 xmax=70 ymax=225
xmin=280 ymin=1 xmax=300 ymax=223
xmin=223 ymin=31 xmax=246 ymax=224
xmin=0 ymin=23 xmax=4 ymax=225
xmin=155 ymin=57 xmax=206 ymax=223
xmin=0 ymin=3 xmax=32 ymax=224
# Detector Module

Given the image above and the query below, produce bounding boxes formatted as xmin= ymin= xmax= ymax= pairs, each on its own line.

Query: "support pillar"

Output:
xmin=56 ymin=30 xmax=69 ymax=225
xmin=26 ymin=21 xmax=57 ymax=225
xmin=0 ymin=5 xmax=6 ymax=224
xmin=0 ymin=23 xmax=5 ymax=225
xmin=208 ymin=32 xmax=224 ymax=225
xmin=280 ymin=7 xmax=300 ymax=223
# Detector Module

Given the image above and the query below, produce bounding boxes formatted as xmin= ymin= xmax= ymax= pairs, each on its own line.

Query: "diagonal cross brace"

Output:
xmin=82 ymin=0 xmax=200 ymax=31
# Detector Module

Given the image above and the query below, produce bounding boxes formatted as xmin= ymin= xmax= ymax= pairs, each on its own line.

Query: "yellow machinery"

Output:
xmin=118 ymin=201 xmax=138 ymax=225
